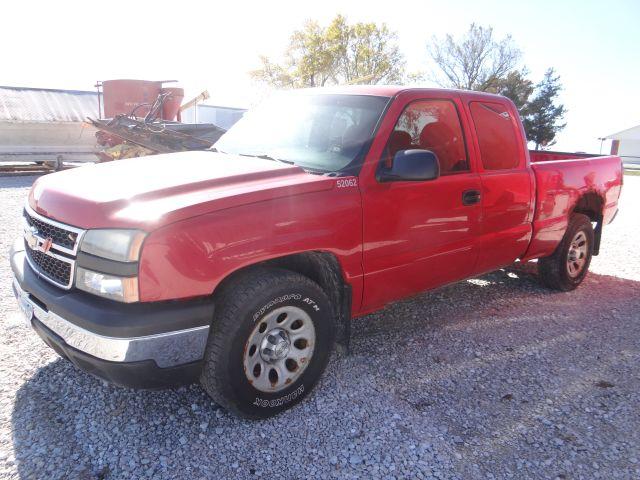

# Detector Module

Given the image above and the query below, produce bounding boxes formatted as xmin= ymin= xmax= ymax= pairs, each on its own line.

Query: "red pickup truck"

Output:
xmin=10 ymin=86 xmax=622 ymax=418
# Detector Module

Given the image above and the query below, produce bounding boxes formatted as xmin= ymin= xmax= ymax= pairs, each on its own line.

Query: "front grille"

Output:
xmin=24 ymin=210 xmax=78 ymax=251
xmin=22 ymin=206 xmax=85 ymax=290
xmin=26 ymin=248 xmax=73 ymax=287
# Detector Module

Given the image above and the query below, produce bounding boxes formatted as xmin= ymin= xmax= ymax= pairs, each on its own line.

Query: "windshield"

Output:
xmin=214 ymin=93 xmax=390 ymax=173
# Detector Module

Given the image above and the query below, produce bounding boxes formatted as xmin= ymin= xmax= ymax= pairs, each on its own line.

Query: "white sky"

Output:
xmin=2 ymin=0 xmax=638 ymax=153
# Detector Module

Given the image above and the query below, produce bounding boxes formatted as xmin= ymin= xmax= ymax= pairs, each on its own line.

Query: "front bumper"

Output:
xmin=10 ymin=239 xmax=214 ymax=389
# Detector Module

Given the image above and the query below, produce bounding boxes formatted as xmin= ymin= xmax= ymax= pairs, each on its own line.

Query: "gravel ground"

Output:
xmin=1 ymin=174 xmax=639 ymax=480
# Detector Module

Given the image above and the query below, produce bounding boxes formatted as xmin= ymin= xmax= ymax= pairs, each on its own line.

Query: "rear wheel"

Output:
xmin=538 ymin=213 xmax=594 ymax=291
xmin=200 ymin=268 xmax=335 ymax=419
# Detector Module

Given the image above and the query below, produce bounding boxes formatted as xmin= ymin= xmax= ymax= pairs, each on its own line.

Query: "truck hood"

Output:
xmin=29 ymin=151 xmax=336 ymax=230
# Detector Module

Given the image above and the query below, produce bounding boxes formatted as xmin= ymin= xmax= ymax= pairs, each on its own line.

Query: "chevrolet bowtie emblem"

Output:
xmin=41 ymin=237 xmax=53 ymax=254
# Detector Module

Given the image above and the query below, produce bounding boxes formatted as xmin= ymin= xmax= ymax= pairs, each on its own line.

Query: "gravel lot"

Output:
xmin=1 ymin=174 xmax=638 ymax=480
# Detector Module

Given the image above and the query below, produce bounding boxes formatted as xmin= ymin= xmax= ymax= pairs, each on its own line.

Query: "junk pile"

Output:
xmin=89 ymin=80 xmax=226 ymax=162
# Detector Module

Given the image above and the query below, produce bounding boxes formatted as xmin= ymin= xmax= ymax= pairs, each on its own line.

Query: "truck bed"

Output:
xmin=524 ymin=154 xmax=623 ymax=260
xmin=528 ymin=150 xmax=600 ymax=163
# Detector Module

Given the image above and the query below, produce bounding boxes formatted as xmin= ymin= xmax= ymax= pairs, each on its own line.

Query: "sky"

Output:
xmin=2 ymin=0 xmax=638 ymax=153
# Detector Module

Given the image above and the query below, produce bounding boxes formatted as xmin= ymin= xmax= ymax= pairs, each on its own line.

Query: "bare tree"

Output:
xmin=428 ymin=24 xmax=521 ymax=91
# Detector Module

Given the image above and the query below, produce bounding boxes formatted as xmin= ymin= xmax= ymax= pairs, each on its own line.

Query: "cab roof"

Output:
xmin=295 ymin=85 xmax=507 ymax=102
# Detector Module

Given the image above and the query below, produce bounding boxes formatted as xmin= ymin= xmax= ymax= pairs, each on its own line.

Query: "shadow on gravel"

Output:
xmin=348 ymin=267 xmax=640 ymax=478
xmin=11 ymin=359 xmax=215 ymax=479
xmin=10 ymin=266 xmax=640 ymax=479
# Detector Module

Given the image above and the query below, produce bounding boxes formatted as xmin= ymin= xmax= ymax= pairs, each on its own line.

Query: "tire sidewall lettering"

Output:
xmin=252 ymin=294 xmax=321 ymax=322
xmin=252 ymin=294 xmax=302 ymax=322
xmin=252 ymin=385 xmax=305 ymax=408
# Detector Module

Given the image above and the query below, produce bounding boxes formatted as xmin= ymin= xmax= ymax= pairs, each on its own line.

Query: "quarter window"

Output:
xmin=469 ymin=102 xmax=521 ymax=170
xmin=383 ymin=100 xmax=469 ymax=174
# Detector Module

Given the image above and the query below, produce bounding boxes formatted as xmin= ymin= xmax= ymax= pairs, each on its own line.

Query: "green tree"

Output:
xmin=288 ymin=20 xmax=335 ymax=87
xmin=251 ymin=15 xmax=404 ymax=87
xmin=251 ymin=20 xmax=333 ymax=88
xmin=522 ymin=68 xmax=566 ymax=150
xmin=428 ymin=24 xmax=521 ymax=91
xmin=491 ymin=69 xmax=534 ymax=111
xmin=328 ymin=15 xmax=404 ymax=84
xmin=250 ymin=56 xmax=296 ymax=89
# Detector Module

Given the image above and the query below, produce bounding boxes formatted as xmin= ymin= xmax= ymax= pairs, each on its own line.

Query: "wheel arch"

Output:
xmin=571 ymin=192 xmax=604 ymax=255
xmin=212 ymin=251 xmax=352 ymax=349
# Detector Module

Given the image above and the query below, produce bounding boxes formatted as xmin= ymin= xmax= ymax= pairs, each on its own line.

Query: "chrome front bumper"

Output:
xmin=12 ymin=277 xmax=210 ymax=369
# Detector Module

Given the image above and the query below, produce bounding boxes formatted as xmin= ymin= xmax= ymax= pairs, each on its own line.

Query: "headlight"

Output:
xmin=76 ymin=267 xmax=139 ymax=303
xmin=80 ymin=229 xmax=146 ymax=262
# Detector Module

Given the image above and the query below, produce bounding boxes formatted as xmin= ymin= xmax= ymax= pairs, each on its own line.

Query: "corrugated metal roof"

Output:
xmin=0 ymin=86 xmax=99 ymax=123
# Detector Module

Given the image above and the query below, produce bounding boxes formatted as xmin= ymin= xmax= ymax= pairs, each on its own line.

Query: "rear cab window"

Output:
xmin=469 ymin=102 xmax=521 ymax=170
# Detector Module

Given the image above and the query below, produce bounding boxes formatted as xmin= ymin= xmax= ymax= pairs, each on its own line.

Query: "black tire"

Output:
xmin=538 ymin=213 xmax=594 ymax=291
xmin=200 ymin=268 xmax=335 ymax=419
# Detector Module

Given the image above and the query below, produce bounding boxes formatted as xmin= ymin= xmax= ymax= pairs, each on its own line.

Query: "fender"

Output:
xmin=138 ymin=179 xmax=364 ymax=315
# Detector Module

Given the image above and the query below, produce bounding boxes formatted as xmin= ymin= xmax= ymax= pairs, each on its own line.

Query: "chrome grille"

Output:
xmin=25 ymin=248 xmax=73 ymax=287
xmin=24 ymin=211 xmax=78 ymax=250
xmin=23 ymin=206 xmax=83 ymax=255
xmin=22 ymin=206 xmax=85 ymax=289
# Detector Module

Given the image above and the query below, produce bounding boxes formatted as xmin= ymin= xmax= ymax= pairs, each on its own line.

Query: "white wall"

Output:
xmin=618 ymin=139 xmax=640 ymax=168
xmin=180 ymin=105 xmax=245 ymax=130
xmin=0 ymin=122 xmax=98 ymax=163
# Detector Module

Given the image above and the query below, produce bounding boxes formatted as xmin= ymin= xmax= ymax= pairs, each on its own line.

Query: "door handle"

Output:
xmin=462 ymin=189 xmax=481 ymax=206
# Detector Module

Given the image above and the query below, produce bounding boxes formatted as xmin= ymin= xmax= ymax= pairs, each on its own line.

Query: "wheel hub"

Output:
xmin=243 ymin=305 xmax=316 ymax=393
xmin=260 ymin=328 xmax=290 ymax=362
xmin=566 ymin=230 xmax=588 ymax=278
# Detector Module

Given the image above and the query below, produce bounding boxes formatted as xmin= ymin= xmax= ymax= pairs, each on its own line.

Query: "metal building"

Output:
xmin=606 ymin=125 xmax=640 ymax=169
xmin=180 ymin=104 xmax=246 ymax=130
xmin=0 ymin=86 xmax=99 ymax=165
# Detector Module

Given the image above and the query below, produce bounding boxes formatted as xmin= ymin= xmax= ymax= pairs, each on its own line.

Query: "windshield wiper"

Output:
xmin=232 ymin=152 xmax=332 ymax=175
xmin=238 ymin=153 xmax=295 ymax=165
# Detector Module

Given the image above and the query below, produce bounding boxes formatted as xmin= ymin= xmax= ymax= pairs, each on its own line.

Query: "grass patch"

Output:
xmin=624 ymin=169 xmax=640 ymax=176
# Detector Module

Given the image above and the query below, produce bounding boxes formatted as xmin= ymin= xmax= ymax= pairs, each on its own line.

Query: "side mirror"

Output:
xmin=379 ymin=149 xmax=440 ymax=182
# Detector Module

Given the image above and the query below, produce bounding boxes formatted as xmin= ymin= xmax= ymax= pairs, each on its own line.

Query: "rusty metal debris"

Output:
xmin=0 ymin=160 xmax=68 ymax=175
xmin=89 ymin=90 xmax=227 ymax=161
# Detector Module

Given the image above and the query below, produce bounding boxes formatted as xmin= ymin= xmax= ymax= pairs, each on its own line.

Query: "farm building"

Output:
xmin=0 ymin=84 xmax=246 ymax=167
xmin=0 ymin=86 xmax=99 ymax=165
xmin=606 ymin=124 xmax=640 ymax=169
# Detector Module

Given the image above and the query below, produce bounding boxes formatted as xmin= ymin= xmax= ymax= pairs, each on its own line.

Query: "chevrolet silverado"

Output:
xmin=10 ymin=86 xmax=622 ymax=418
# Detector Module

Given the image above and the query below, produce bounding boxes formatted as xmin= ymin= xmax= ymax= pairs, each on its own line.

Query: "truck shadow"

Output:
xmin=10 ymin=267 xmax=640 ymax=479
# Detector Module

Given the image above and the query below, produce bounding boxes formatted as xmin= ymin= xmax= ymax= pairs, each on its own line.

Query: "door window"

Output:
xmin=382 ymin=100 xmax=469 ymax=174
xmin=469 ymin=102 xmax=521 ymax=170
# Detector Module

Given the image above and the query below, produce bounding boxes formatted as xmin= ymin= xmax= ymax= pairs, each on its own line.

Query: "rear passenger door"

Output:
xmin=466 ymin=99 xmax=534 ymax=273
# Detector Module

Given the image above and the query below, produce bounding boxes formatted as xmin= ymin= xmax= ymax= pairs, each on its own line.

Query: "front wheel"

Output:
xmin=538 ymin=213 xmax=594 ymax=291
xmin=200 ymin=268 xmax=335 ymax=419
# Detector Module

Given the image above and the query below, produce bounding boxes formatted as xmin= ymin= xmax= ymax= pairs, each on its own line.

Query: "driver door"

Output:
xmin=360 ymin=93 xmax=482 ymax=311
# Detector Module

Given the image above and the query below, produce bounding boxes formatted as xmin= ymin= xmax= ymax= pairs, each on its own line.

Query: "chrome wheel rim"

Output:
xmin=567 ymin=230 xmax=588 ymax=278
xmin=243 ymin=306 xmax=315 ymax=392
